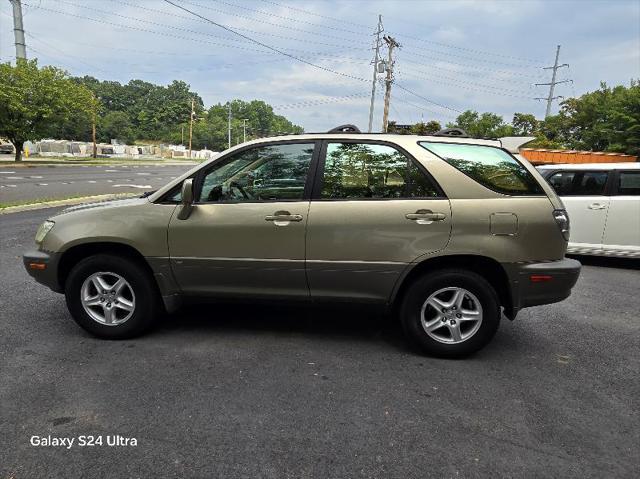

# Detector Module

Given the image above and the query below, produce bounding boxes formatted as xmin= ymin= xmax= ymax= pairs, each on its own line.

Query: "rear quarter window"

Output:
xmin=419 ymin=142 xmax=544 ymax=196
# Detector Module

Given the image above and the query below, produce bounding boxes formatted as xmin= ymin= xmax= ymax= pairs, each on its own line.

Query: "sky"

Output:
xmin=1 ymin=0 xmax=639 ymax=132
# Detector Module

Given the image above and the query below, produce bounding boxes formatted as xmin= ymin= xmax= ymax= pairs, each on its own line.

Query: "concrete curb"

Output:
xmin=0 ymin=193 xmax=139 ymax=215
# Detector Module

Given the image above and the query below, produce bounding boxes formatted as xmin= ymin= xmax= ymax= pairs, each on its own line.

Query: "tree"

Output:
xmin=447 ymin=110 xmax=514 ymax=138
xmin=99 ymin=111 xmax=135 ymax=144
xmin=512 ymin=113 xmax=538 ymax=136
xmin=0 ymin=60 xmax=95 ymax=161
xmin=411 ymin=121 xmax=441 ymax=135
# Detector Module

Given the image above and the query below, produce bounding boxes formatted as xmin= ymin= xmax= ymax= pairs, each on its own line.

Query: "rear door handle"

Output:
xmin=588 ymin=203 xmax=607 ymax=210
xmin=265 ymin=211 xmax=303 ymax=225
xmin=405 ymin=209 xmax=446 ymax=224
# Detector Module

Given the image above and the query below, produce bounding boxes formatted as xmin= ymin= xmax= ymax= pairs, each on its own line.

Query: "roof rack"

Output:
xmin=432 ymin=128 xmax=470 ymax=138
xmin=327 ymin=124 xmax=361 ymax=133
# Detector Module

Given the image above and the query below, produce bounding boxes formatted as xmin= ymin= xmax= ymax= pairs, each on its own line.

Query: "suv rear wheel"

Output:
xmin=400 ymin=269 xmax=501 ymax=357
xmin=64 ymin=254 xmax=159 ymax=339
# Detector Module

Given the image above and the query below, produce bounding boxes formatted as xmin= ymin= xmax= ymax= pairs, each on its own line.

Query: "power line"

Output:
xmin=256 ymin=0 xmax=370 ymax=29
xmin=395 ymin=69 xmax=537 ymax=99
xmin=395 ymin=35 xmax=545 ymax=66
xmin=25 ymin=31 xmax=105 ymax=72
xmin=22 ymin=2 xmax=365 ymax=60
xmin=400 ymin=57 xmax=548 ymax=82
xmin=105 ymin=0 xmax=369 ymax=50
xmin=161 ymin=0 xmax=370 ymax=84
xmin=177 ymin=0 xmax=369 ymax=43
xmin=393 ymin=82 xmax=463 ymax=114
xmin=400 ymin=44 xmax=546 ymax=70
xmin=256 ymin=0 xmax=545 ymax=65
xmin=205 ymin=0 xmax=367 ymax=36
xmin=274 ymin=92 xmax=371 ymax=110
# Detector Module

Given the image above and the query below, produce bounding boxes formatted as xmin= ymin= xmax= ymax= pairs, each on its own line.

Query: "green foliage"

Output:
xmin=100 ymin=111 xmax=135 ymax=144
xmin=557 ymin=81 xmax=640 ymax=155
xmin=68 ymin=78 xmax=303 ymax=151
xmin=0 ymin=60 xmax=96 ymax=160
xmin=512 ymin=113 xmax=538 ymax=136
xmin=447 ymin=110 xmax=514 ymax=138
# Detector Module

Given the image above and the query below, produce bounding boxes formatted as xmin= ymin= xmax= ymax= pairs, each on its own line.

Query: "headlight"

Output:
xmin=35 ymin=220 xmax=55 ymax=244
xmin=552 ymin=209 xmax=570 ymax=241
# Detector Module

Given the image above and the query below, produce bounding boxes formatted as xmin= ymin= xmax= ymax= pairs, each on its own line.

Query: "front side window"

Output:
xmin=547 ymin=171 xmax=608 ymax=196
xmin=199 ymin=143 xmax=315 ymax=202
xmin=320 ymin=142 xmax=440 ymax=199
xmin=419 ymin=142 xmax=544 ymax=195
xmin=617 ymin=171 xmax=640 ymax=195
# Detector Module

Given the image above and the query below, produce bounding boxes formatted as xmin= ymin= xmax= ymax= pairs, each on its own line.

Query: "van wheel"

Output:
xmin=64 ymin=254 xmax=159 ymax=339
xmin=400 ymin=269 xmax=501 ymax=358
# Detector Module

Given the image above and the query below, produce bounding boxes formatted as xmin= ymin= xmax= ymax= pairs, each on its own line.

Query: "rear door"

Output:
xmin=547 ymin=169 xmax=610 ymax=253
xmin=305 ymin=140 xmax=451 ymax=302
xmin=602 ymin=170 xmax=640 ymax=257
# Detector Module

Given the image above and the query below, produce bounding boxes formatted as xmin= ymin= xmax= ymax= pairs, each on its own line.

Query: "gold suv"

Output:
xmin=24 ymin=127 xmax=581 ymax=357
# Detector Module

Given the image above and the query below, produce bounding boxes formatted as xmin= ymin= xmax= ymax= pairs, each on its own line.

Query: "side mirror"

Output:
xmin=177 ymin=178 xmax=194 ymax=220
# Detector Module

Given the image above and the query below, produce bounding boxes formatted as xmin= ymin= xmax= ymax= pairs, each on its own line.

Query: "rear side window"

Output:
xmin=321 ymin=142 xmax=440 ymax=199
xmin=617 ymin=171 xmax=640 ymax=195
xmin=419 ymin=142 xmax=544 ymax=195
xmin=547 ymin=171 xmax=608 ymax=196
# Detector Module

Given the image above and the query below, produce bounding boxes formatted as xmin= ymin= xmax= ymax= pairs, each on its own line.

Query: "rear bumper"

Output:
xmin=23 ymin=250 xmax=63 ymax=293
xmin=503 ymin=258 xmax=581 ymax=318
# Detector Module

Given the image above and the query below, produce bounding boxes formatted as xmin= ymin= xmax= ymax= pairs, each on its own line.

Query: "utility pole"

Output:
xmin=535 ymin=45 xmax=570 ymax=118
xmin=92 ymin=115 xmax=97 ymax=158
xmin=9 ymin=0 xmax=27 ymax=61
xmin=91 ymin=93 xmax=97 ymax=158
xmin=181 ymin=125 xmax=184 ymax=145
xmin=242 ymin=118 xmax=249 ymax=143
xmin=188 ymin=97 xmax=195 ymax=158
xmin=367 ymin=15 xmax=384 ymax=133
xmin=381 ymin=35 xmax=400 ymax=133
xmin=227 ymin=104 xmax=232 ymax=149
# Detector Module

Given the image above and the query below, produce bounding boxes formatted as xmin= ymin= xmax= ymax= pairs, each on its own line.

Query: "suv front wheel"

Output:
xmin=400 ymin=269 xmax=501 ymax=358
xmin=64 ymin=254 xmax=159 ymax=339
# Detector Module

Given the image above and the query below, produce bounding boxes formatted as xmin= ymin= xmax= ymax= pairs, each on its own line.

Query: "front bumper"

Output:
xmin=503 ymin=258 xmax=581 ymax=319
xmin=23 ymin=250 xmax=63 ymax=293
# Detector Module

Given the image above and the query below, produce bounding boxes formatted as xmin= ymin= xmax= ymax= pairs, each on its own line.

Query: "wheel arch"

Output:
xmin=391 ymin=254 xmax=513 ymax=317
xmin=58 ymin=242 xmax=156 ymax=292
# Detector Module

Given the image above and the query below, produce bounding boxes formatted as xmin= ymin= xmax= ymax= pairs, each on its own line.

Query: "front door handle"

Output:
xmin=265 ymin=211 xmax=303 ymax=225
xmin=405 ymin=209 xmax=446 ymax=224
xmin=588 ymin=203 xmax=607 ymax=210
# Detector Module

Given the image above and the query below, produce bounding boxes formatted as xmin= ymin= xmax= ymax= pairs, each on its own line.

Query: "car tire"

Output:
xmin=64 ymin=254 xmax=159 ymax=339
xmin=400 ymin=269 xmax=501 ymax=358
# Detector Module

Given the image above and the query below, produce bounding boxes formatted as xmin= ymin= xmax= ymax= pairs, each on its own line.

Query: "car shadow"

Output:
xmin=569 ymin=254 xmax=640 ymax=270
xmin=155 ymin=300 xmax=411 ymax=352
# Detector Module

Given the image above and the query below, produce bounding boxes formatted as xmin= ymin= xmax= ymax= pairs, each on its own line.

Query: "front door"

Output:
xmin=306 ymin=141 xmax=452 ymax=302
xmin=168 ymin=141 xmax=317 ymax=298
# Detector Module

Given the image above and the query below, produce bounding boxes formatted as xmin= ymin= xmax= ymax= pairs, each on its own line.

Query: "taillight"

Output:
xmin=552 ymin=209 xmax=570 ymax=241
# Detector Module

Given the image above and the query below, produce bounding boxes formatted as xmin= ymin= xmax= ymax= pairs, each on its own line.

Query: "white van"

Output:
xmin=538 ymin=163 xmax=640 ymax=258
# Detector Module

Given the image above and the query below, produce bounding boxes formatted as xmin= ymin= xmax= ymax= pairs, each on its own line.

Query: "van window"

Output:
xmin=419 ymin=142 xmax=543 ymax=195
xmin=617 ymin=171 xmax=640 ymax=195
xmin=548 ymin=171 xmax=608 ymax=196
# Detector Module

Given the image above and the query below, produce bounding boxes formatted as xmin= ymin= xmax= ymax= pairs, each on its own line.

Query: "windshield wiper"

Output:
xmin=140 ymin=190 xmax=157 ymax=198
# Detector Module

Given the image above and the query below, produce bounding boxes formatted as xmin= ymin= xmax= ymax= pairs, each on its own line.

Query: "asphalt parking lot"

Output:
xmin=0 ymin=163 xmax=193 ymax=204
xmin=1 ymin=208 xmax=638 ymax=478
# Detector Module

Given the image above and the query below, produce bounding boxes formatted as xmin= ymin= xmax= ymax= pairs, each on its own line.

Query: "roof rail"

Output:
xmin=327 ymin=124 xmax=361 ymax=133
xmin=432 ymin=128 xmax=469 ymax=138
